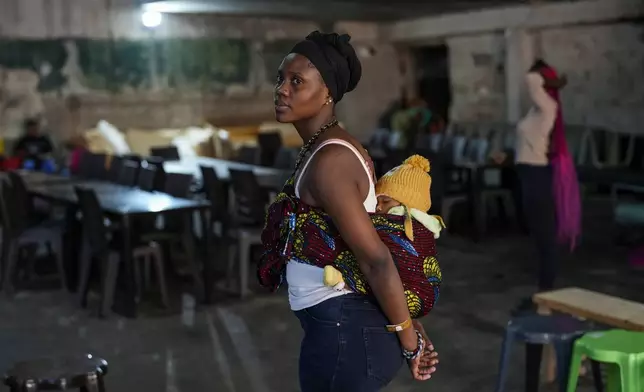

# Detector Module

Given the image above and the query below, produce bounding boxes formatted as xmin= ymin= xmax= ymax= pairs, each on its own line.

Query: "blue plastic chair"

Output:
xmin=41 ymin=158 xmax=56 ymax=173
xmin=495 ymin=314 xmax=603 ymax=392
xmin=22 ymin=159 xmax=36 ymax=170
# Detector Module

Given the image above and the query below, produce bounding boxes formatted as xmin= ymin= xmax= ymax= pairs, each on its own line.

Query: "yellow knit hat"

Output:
xmin=376 ymin=155 xmax=432 ymax=212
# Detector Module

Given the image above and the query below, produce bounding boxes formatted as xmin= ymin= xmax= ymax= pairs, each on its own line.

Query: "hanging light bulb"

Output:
xmin=141 ymin=11 xmax=162 ymax=28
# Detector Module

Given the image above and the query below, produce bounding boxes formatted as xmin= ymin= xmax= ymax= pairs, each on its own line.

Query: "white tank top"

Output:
xmin=287 ymin=139 xmax=377 ymax=311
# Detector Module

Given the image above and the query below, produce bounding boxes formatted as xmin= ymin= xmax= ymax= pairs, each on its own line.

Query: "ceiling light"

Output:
xmin=141 ymin=11 xmax=162 ymax=28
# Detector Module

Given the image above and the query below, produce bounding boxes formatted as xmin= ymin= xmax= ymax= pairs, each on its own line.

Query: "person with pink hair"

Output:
xmin=513 ymin=59 xmax=581 ymax=311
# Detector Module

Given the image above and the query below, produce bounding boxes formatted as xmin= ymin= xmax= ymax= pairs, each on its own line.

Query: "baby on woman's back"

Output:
xmin=323 ymin=155 xmax=444 ymax=318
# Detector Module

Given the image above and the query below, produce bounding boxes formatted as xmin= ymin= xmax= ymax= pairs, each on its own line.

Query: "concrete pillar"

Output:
xmin=504 ymin=28 xmax=534 ymax=123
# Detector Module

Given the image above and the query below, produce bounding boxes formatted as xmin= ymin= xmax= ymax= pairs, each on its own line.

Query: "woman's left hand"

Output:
xmin=412 ymin=320 xmax=439 ymax=378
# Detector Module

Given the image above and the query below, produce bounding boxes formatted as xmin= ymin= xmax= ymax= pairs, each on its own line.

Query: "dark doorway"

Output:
xmin=414 ymin=44 xmax=451 ymax=123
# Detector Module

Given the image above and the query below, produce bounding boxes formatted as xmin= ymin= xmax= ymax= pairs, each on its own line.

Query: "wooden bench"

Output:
xmin=532 ymin=287 xmax=644 ymax=382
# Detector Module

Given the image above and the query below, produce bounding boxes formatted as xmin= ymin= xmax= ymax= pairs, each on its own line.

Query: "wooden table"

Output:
xmin=27 ymin=180 xmax=211 ymax=318
xmin=533 ymin=287 xmax=644 ymax=382
xmin=7 ymin=170 xmax=77 ymax=187
xmin=164 ymin=157 xmax=290 ymax=190
xmin=533 ymin=287 xmax=644 ymax=331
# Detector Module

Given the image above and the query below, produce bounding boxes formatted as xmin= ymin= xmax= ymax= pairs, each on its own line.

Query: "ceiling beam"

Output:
xmin=141 ymin=0 xmax=446 ymax=21
xmin=384 ymin=0 xmax=644 ymax=42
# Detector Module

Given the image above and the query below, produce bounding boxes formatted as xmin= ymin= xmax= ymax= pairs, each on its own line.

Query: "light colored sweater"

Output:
xmin=515 ymin=72 xmax=557 ymax=166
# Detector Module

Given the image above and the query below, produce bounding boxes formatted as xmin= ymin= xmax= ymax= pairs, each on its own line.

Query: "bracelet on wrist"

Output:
xmin=386 ymin=318 xmax=412 ymax=332
xmin=402 ymin=330 xmax=424 ymax=361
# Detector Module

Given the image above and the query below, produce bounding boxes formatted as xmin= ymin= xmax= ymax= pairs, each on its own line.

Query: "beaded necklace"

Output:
xmin=293 ymin=118 xmax=338 ymax=171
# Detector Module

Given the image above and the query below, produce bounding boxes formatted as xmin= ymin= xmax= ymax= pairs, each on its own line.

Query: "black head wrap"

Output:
xmin=289 ymin=31 xmax=362 ymax=103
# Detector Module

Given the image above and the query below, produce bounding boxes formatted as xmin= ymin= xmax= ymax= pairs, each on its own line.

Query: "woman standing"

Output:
xmin=515 ymin=59 xmax=581 ymax=296
xmin=260 ymin=31 xmax=437 ymax=391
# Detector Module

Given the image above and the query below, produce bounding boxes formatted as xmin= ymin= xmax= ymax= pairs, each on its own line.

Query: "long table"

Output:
xmin=29 ymin=181 xmax=209 ymax=216
xmin=25 ymin=176 xmax=211 ymax=318
xmin=6 ymin=170 xmax=78 ymax=187
xmin=163 ymin=157 xmax=291 ymax=190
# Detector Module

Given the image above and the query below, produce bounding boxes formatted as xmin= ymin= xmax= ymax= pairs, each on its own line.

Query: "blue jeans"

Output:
xmin=295 ymin=294 xmax=404 ymax=392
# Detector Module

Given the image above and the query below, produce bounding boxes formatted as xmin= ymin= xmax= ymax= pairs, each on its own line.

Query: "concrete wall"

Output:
xmin=0 ymin=0 xmax=403 ymax=143
xmin=540 ymin=23 xmax=644 ymax=134
xmin=442 ymin=21 xmax=644 ymax=132
xmin=447 ymin=33 xmax=506 ymax=122
xmin=385 ymin=0 xmax=644 ymax=134
xmin=385 ymin=0 xmax=643 ymax=42
xmin=335 ymin=22 xmax=405 ymax=140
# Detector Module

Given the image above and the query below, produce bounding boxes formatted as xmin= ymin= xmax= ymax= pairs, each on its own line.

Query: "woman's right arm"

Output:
xmin=526 ymin=72 xmax=556 ymax=113
xmin=305 ymin=144 xmax=419 ymax=351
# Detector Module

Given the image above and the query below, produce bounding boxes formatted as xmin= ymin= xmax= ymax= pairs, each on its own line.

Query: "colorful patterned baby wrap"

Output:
xmin=258 ymin=176 xmax=442 ymax=318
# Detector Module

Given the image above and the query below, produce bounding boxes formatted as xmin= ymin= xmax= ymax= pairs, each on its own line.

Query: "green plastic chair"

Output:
xmin=567 ymin=329 xmax=644 ymax=392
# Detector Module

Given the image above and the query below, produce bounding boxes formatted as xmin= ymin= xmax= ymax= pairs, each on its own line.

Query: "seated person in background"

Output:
xmin=13 ymin=119 xmax=54 ymax=169
xmin=260 ymin=155 xmax=444 ymax=319
xmin=65 ymin=134 xmax=90 ymax=175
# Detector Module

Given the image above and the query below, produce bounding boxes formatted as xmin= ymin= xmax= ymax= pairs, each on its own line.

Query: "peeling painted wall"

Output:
xmin=0 ymin=38 xmax=252 ymax=94
xmin=0 ymin=0 xmax=403 ymax=142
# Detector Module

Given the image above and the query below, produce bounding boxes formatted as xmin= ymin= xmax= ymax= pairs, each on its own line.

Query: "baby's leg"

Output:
xmin=323 ymin=266 xmax=346 ymax=290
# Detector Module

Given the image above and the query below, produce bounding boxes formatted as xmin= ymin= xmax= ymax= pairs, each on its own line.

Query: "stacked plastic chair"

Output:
xmin=567 ymin=329 xmax=644 ymax=392
xmin=495 ymin=314 xmax=602 ymax=392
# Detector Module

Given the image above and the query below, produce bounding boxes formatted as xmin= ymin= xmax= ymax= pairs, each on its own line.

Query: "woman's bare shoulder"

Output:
xmin=319 ymin=128 xmax=372 ymax=163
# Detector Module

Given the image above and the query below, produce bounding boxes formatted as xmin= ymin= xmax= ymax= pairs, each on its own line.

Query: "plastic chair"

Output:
xmin=258 ymin=131 xmax=283 ymax=167
xmin=7 ymin=171 xmax=38 ymax=220
xmin=75 ymin=187 xmax=169 ymax=315
xmin=273 ymin=147 xmax=297 ymax=170
xmin=495 ymin=314 xmax=602 ymax=392
xmin=4 ymin=354 xmax=108 ymax=391
xmin=235 ymin=146 xmax=259 ymax=165
xmin=567 ymin=329 xmax=644 ymax=392
xmin=42 ymin=159 xmax=56 ymax=173
xmin=22 ymin=159 xmax=36 ymax=170
xmin=137 ymin=166 xmax=157 ymax=192
xmin=142 ymin=156 xmax=165 ymax=190
xmin=162 ymin=172 xmax=193 ymax=198
xmin=150 ymin=146 xmax=180 ymax=161
xmin=0 ymin=180 xmax=66 ymax=296
xmin=227 ymin=169 xmax=266 ymax=297
xmin=77 ymin=152 xmax=107 ymax=180
xmin=115 ymin=159 xmax=139 ymax=187
xmin=138 ymin=172 xmax=204 ymax=301
xmin=200 ymin=165 xmax=228 ymax=238
xmin=106 ymin=156 xmax=124 ymax=183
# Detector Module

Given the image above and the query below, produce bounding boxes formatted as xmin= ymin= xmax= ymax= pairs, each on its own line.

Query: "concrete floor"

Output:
xmin=1 ymin=199 xmax=642 ymax=392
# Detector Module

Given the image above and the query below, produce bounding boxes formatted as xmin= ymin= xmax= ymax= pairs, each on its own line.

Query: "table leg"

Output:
xmin=62 ymin=206 xmax=81 ymax=292
xmin=537 ymin=304 xmax=557 ymax=383
xmin=469 ymin=167 xmax=485 ymax=242
xmin=115 ymin=214 xmax=136 ymax=318
xmin=201 ymin=209 xmax=213 ymax=304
